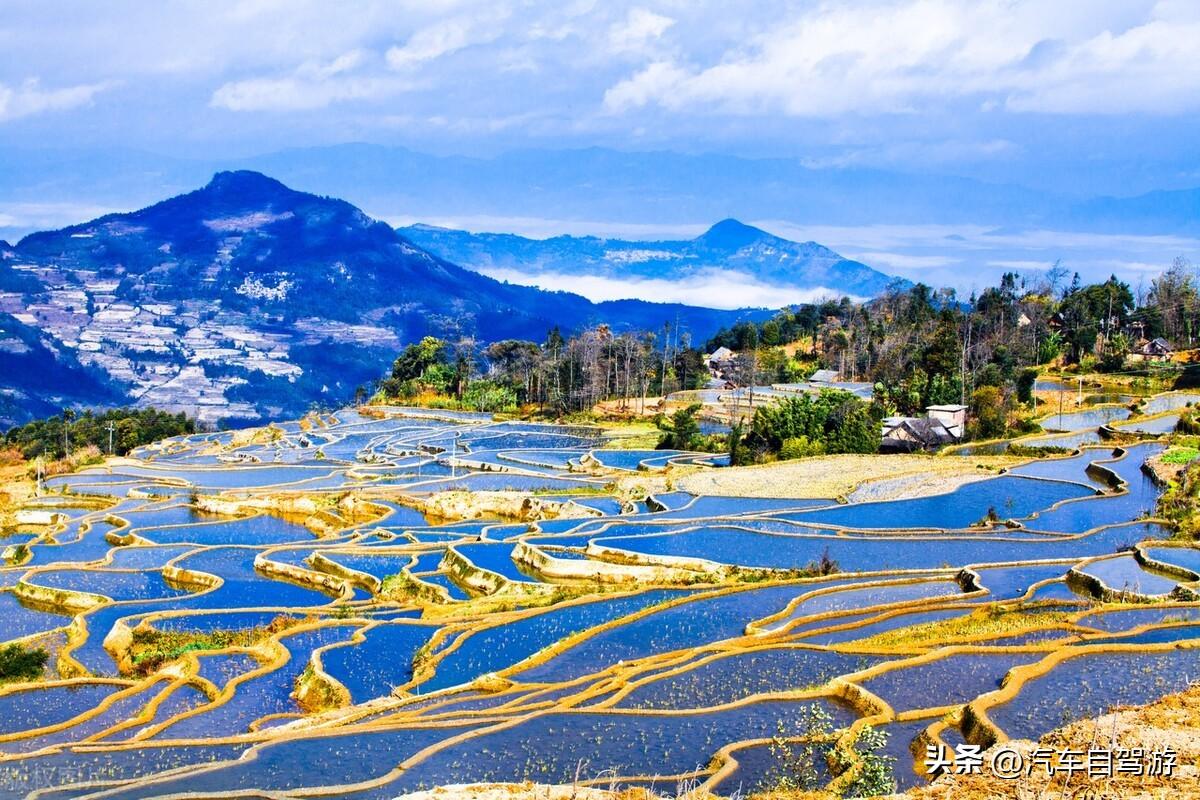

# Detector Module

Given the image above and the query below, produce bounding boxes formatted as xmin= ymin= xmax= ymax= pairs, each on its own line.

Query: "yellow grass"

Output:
xmin=0 ymin=460 xmax=36 ymax=531
xmin=616 ymin=453 xmax=1020 ymax=501
xmin=909 ymin=683 xmax=1200 ymax=799
xmin=854 ymin=606 xmax=1076 ymax=649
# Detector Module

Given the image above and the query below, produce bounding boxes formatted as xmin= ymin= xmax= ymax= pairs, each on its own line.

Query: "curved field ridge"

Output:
xmin=0 ymin=404 xmax=1194 ymax=799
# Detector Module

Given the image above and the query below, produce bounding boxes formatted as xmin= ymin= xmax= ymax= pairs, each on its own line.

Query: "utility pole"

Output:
xmin=1077 ymin=376 xmax=1083 ymax=406
xmin=35 ymin=456 xmax=44 ymax=497
xmin=749 ymin=350 xmax=757 ymax=409
xmin=106 ymin=421 xmax=116 ymax=455
xmin=960 ymin=322 xmax=970 ymax=406
xmin=61 ymin=408 xmax=74 ymax=458
xmin=1106 ymin=287 xmax=1114 ymax=353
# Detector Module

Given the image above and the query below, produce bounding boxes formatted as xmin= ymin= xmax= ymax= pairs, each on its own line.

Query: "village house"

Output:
xmin=704 ymin=346 xmax=739 ymax=384
xmin=706 ymin=346 xmax=735 ymax=370
xmin=881 ymin=404 xmax=968 ymax=453
xmin=1135 ymin=337 xmax=1174 ymax=362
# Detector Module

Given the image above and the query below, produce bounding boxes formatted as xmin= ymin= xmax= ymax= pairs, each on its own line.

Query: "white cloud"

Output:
xmin=604 ymin=61 xmax=689 ymax=111
xmin=478 ymin=266 xmax=853 ymax=308
xmin=759 ymin=221 xmax=1200 ymax=258
xmin=5 ymin=0 xmax=1200 ymax=194
xmin=726 ymin=218 xmax=1200 ymax=293
xmin=308 ymin=50 xmax=368 ymax=79
xmin=608 ymin=8 xmax=675 ymax=53
xmin=386 ymin=14 xmax=505 ymax=69
xmin=987 ymin=259 xmax=1055 ymax=271
xmin=0 ymin=79 xmax=112 ymax=122
xmin=1088 ymin=258 xmax=1171 ymax=274
xmin=604 ymin=0 xmax=1200 ymax=116
xmin=211 ymin=51 xmax=408 ymax=111
xmin=211 ymin=9 xmax=513 ymax=111
xmin=845 ymin=251 xmax=960 ymax=270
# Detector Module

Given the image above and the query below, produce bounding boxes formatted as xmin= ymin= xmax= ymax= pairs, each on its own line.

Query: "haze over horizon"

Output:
xmin=3 ymin=1 xmax=1200 ymax=299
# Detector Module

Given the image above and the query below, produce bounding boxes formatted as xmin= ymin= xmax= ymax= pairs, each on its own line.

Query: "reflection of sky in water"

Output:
xmin=6 ymin=409 xmax=1190 ymax=798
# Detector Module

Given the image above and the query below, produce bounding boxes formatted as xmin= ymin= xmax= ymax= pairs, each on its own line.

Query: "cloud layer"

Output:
xmin=605 ymin=1 xmax=1200 ymax=116
xmin=480 ymin=266 xmax=852 ymax=309
xmin=6 ymin=1 xmax=1200 ymax=127
xmin=0 ymin=79 xmax=111 ymax=121
xmin=1 ymin=0 xmax=1199 ymax=281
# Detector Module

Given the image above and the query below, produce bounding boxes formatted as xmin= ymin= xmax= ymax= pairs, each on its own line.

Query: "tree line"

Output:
xmin=3 ymin=408 xmax=195 ymax=461
xmin=705 ymin=260 xmax=1198 ymax=437
xmin=375 ymin=325 xmax=714 ymax=415
xmin=372 ymin=257 xmax=1199 ymax=454
xmin=657 ymin=391 xmax=879 ymax=463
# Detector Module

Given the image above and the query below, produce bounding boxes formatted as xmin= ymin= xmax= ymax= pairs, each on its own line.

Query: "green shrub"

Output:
xmin=0 ymin=643 xmax=49 ymax=682
xmin=1007 ymin=444 xmax=1071 ymax=457
xmin=656 ymin=403 xmax=702 ymax=450
xmin=1163 ymin=447 xmax=1200 ymax=465
xmin=969 ymin=385 xmax=1008 ymax=439
xmin=1177 ymin=407 xmax=1200 ymax=435
xmin=779 ymin=436 xmax=825 ymax=460
xmin=1016 ymin=368 xmax=1038 ymax=404
xmin=1159 ymin=461 xmax=1200 ymax=538
xmin=128 ymin=614 xmax=307 ymax=676
xmin=4 ymin=407 xmax=194 ymax=460
xmin=748 ymin=390 xmax=877 ymax=457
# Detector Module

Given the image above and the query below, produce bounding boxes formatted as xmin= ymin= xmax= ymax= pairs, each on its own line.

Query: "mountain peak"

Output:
xmin=6 ymin=174 xmax=776 ymax=425
xmin=696 ymin=218 xmax=769 ymax=250
xmin=402 ymin=219 xmax=905 ymax=302
xmin=202 ymin=170 xmax=292 ymax=200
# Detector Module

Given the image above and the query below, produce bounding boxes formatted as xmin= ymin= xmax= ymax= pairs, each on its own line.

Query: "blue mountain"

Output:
xmin=400 ymin=218 xmax=903 ymax=299
xmin=2 ymin=172 xmax=773 ymax=425
xmin=0 ymin=313 xmax=126 ymax=428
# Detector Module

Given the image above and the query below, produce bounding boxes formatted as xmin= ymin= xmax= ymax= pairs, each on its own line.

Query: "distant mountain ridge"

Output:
xmin=400 ymin=218 xmax=904 ymax=301
xmin=7 ymin=144 xmax=1200 ymax=245
xmin=0 ymin=171 xmax=771 ymax=426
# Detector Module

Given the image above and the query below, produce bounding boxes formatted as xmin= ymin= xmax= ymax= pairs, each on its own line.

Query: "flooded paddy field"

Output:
xmin=2 ymin=401 xmax=1198 ymax=798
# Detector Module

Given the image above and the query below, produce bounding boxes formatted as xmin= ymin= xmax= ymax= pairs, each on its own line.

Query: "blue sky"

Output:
xmin=2 ymin=1 xmax=1200 ymax=299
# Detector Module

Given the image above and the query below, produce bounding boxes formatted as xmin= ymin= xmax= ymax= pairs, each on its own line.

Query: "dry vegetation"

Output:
xmin=910 ymin=684 xmax=1200 ymax=799
xmin=395 ymin=784 xmax=674 ymax=800
xmin=616 ymin=453 xmax=1020 ymax=501
xmin=855 ymin=606 xmax=1078 ymax=649
xmin=0 ymin=448 xmax=36 ymax=531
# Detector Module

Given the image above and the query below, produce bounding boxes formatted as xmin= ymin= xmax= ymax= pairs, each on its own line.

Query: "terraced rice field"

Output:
xmin=1 ymin=400 xmax=1197 ymax=798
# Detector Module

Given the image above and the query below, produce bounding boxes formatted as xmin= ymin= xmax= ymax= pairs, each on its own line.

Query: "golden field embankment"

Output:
xmin=615 ymin=453 xmax=1020 ymax=501
xmin=908 ymin=683 xmax=1200 ymax=800
xmin=390 ymin=683 xmax=1200 ymax=800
